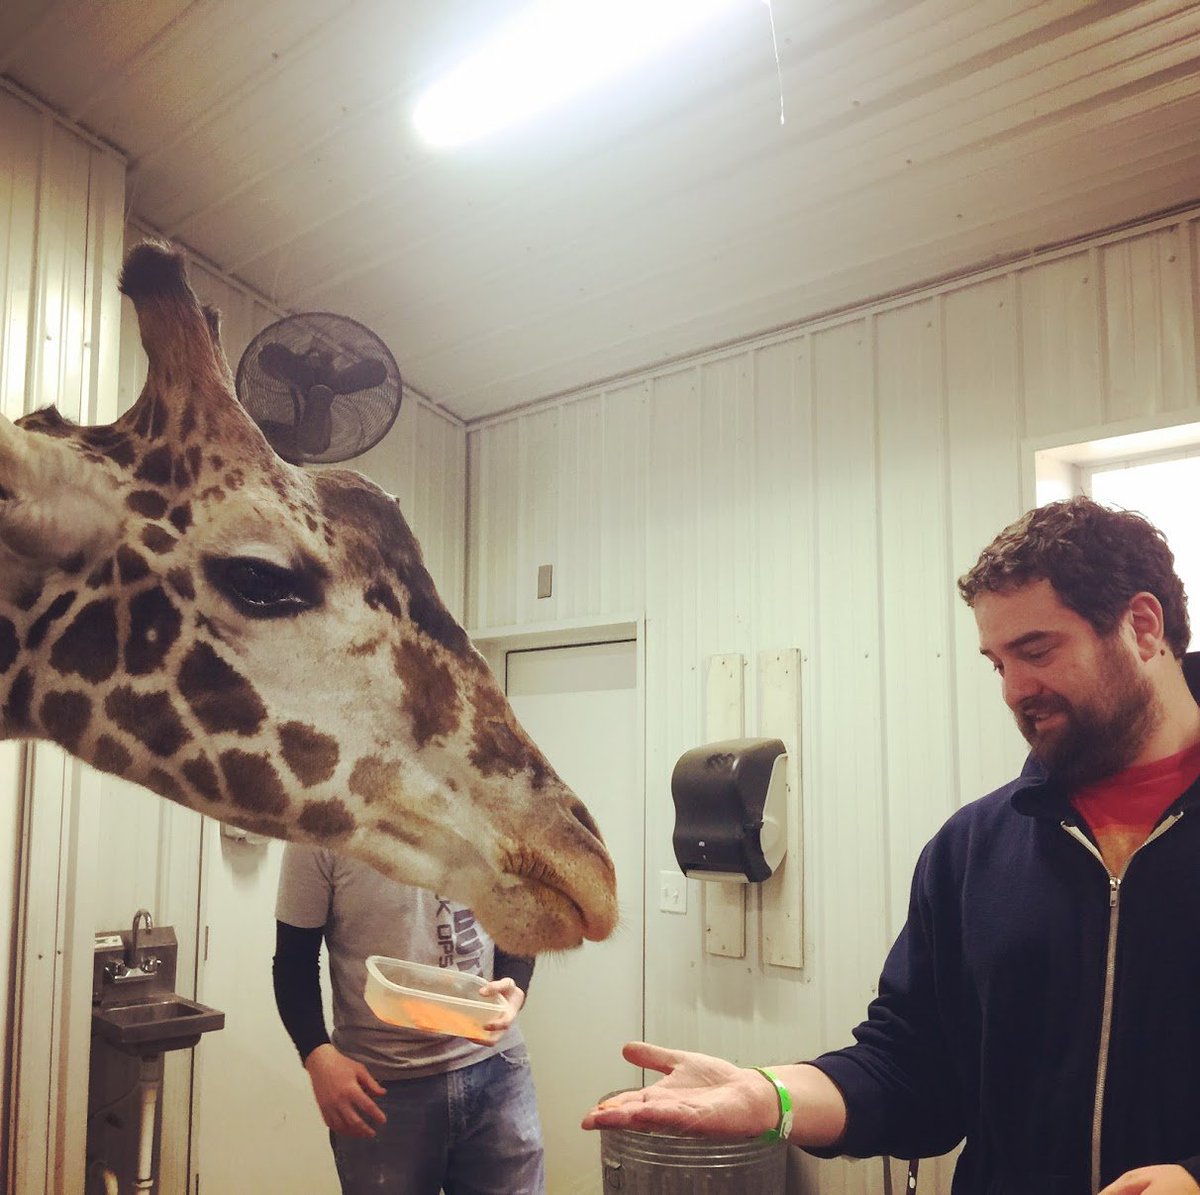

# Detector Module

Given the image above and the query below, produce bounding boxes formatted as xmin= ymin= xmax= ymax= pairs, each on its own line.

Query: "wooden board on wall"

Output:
xmin=758 ymin=649 xmax=804 ymax=969
xmin=704 ymin=653 xmax=745 ymax=958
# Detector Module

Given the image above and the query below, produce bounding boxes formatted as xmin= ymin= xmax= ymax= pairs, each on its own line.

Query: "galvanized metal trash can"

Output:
xmin=598 ymin=1093 xmax=786 ymax=1194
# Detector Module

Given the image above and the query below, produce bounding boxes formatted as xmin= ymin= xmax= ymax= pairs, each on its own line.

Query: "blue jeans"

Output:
xmin=330 ymin=1045 xmax=545 ymax=1195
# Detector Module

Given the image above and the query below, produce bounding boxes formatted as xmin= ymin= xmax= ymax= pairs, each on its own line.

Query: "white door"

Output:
xmin=506 ymin=640 xmax=644 ymax=1195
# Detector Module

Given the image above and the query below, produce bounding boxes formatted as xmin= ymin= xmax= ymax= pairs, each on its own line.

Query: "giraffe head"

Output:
xmin=0 ymin=241 xmax=617 ymax=955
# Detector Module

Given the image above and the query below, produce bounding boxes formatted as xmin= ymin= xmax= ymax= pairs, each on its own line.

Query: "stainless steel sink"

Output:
xmin=92 ymin=920 xmax=225 ymax=1056
xmin=92 ymin=995 xmax=225 ymax=1055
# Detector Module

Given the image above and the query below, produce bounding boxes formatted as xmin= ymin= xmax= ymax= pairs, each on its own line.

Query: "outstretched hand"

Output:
xmin=580 ymin=1042 xmax=779 ymax=1139
xmin=1098 ymin=1165 xmax=1200 ymax=1195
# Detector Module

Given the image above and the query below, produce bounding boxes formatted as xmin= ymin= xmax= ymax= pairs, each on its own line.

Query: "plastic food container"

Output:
xmin=364 ymin=955 xmax=506 ymax=1044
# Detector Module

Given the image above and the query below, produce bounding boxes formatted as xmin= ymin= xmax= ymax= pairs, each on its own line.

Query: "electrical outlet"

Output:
xmin=659 ymin=870 xmax=687 ymax=914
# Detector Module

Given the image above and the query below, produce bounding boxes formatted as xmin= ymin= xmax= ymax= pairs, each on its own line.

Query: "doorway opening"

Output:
xmin=1032 ymin=418 xmax=1200 ymax=646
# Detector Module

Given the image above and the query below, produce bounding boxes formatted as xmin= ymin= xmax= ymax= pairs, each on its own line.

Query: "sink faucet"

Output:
xmin=127 ymin=908 xmax=153 ymax=968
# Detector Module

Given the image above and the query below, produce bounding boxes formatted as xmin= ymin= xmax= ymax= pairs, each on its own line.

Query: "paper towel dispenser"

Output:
xmin=670 ymin=737 xmax=788 ymax=883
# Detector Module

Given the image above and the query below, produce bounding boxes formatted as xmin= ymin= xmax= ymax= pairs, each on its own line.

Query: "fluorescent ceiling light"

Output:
xmin=414 ymin=0 xmax=749 ymax=148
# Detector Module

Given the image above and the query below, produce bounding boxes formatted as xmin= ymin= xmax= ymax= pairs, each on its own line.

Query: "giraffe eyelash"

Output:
xmin=201 ymin=554 xmax=324 ymax=619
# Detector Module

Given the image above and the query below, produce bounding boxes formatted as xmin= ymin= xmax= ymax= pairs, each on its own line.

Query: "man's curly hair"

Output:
xmin=957 ymin=496 xmax=1190 ymax=658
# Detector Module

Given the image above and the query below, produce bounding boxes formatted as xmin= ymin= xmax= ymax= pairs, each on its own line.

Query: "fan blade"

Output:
xmin=258 ymin=342 xmax=316 ymax=390
xmin=331 ymin=357 xmax=388 ymax=395
xmin=296 ymin=385 xmax=334 ymax=455
xmin=257 ymin=420 xmax=302 ymax=463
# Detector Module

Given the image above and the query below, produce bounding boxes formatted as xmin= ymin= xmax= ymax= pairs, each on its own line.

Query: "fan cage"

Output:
xmin=235 ymin=311 xmax=403 ymax=465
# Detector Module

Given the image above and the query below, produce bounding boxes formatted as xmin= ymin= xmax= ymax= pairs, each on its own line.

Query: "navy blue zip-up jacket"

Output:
xmin=809 ymin=658 xmax=1200 ymax=1194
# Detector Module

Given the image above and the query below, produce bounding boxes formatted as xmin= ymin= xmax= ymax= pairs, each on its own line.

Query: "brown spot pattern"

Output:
xmin=127 ymin=490 xmax=169 ymax=519
xmin=166 ymin=567 xmax=195 ymax=600
xmin=104 ymin=687 xmax=192 ymax=758
xmin=132 ymin=395 xmax=160 ymax=439
xmin=297 ymin=798 xmax=355 ymax=839
xmin=148 ymin=397 xmax=169 ymax=439
xmin=178 ymin=642 xmax=267 ymax=735
xmin=364 ymin=581 xmax=404 ymax=620
xmin=348 ymin=756 xmax=400 ymax=805
xmin=15 ymin=583 xmax=43 ymax=612
xmin=146 ymin=767 xmax=186 ymax=805
xmin=179 ymin=403 xmax=197 ymax=445
xmin=80 ymin=425 xmax=124 ymax=450
xmin=40 ymin=690 xmax=92 ymax=753
xmin=279 ymin=722 xmax=340 ymax=787
xmin=468 ymin=681 xmax=549 ymax=789
xmin=135 ymin=445 xmax=174 ymax=486
xmin=2 ymin=668 xmax=33 ymax=730
xmin=49 ymin=598 xmax=119 ymax=683
xmin=86 ymin=558 xmax=114 ymax=589
xmin=26 ymin=590 xmax=77 ymax=650
xmin=107 ymin=440 xmax=137 ymax=468
xmin=182 ymin=755 xmax=222 ymax=802
xmin=168 ymin=504 xmax=193 ymax=534
xmin=393 ymin=640 xmax=460 ymax=746
xmin=141 ymin=525 xmax=178 ymax=555
xmin=95 ymin=735 xmax=133 ymax=775
xmin=0 ymin=618 xmax=17 ymax=673
xmin=125 ymin=587 xmax=182 ymax=675
xmin=407 ymin=578 xmax=471 ymax=655
xmin=314 ymin=474 xmax=470 ymax=656
xmin=219 ymin=749 xmax=289 ymax=815
xmin=117 ymin=546 xmax=151 ymax=584
xmin=236 ymin=817 xmax=290 ymax=839
xmin=195 ymin=613 xmax=225 ymax=643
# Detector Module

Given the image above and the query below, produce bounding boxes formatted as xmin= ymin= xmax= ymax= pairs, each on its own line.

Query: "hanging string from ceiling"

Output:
xmin=762 ymin=0 xmax=785 ymax=126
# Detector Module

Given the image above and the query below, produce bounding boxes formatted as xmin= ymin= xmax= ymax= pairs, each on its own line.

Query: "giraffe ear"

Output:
xmin=0 ymin=413 xmax=123 ymax=570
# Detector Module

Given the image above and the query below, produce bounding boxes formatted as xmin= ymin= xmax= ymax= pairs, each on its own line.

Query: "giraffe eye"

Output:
xmin=203 ymin=555 xmax=322 ymax=619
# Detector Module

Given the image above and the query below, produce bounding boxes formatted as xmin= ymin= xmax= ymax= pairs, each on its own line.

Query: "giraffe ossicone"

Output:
xmin=0 ymin=240 xmax=617 ymax=955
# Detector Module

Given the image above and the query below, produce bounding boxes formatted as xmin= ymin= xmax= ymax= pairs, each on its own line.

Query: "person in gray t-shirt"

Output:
xmin=274 ymin=842 xmax=544 ymax=1195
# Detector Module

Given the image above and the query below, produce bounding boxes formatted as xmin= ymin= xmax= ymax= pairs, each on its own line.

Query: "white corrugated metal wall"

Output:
xmin=0 ymin=80 xmax=127 ymax=1195
xmin=465 ymin=212 xmax=1200 ymax=1193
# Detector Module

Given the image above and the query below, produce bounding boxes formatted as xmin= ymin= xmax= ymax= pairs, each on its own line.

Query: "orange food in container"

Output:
xmin=364 ymin=955 xmax=505 ymax=1044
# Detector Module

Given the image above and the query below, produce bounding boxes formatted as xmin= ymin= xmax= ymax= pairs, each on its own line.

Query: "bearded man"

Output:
xmin=583 ymin=496 xmax=1200 ymax=1195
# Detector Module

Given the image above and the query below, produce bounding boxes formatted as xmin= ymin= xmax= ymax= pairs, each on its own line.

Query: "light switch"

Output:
xmin=659 ymin=870 xmax=687 ymax=914
xmin=537 ymin=563 xmax=553 ymax=599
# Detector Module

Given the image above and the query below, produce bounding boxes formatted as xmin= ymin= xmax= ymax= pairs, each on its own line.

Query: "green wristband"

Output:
xmin=754 ymin=1066 xmax=794 ymax=1142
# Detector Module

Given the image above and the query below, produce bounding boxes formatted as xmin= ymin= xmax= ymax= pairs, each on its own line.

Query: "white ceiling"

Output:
xmin=5 ymin=0 xmax=1200 ymax=423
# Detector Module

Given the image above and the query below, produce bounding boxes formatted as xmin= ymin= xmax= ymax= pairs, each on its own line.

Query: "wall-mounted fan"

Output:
xmin=235 ymin=312 xmax=402 ymax=465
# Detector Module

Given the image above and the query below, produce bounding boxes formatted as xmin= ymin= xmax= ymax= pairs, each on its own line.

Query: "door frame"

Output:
xmin=469 ymin=612 xmax=647 ymax=1039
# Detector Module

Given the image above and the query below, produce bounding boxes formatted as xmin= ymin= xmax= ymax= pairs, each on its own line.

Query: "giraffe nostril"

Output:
xmin=569 ymin=797 xmax=603 ymax=844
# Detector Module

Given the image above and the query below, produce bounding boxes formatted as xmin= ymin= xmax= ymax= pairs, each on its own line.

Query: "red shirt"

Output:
xmin=1071 ymin=740 xmax=1200 ymax=836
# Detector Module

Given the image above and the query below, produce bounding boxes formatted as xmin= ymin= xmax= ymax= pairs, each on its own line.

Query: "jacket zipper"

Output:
xmin=1061 ymin=811 xmax=1185 ymax=1194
